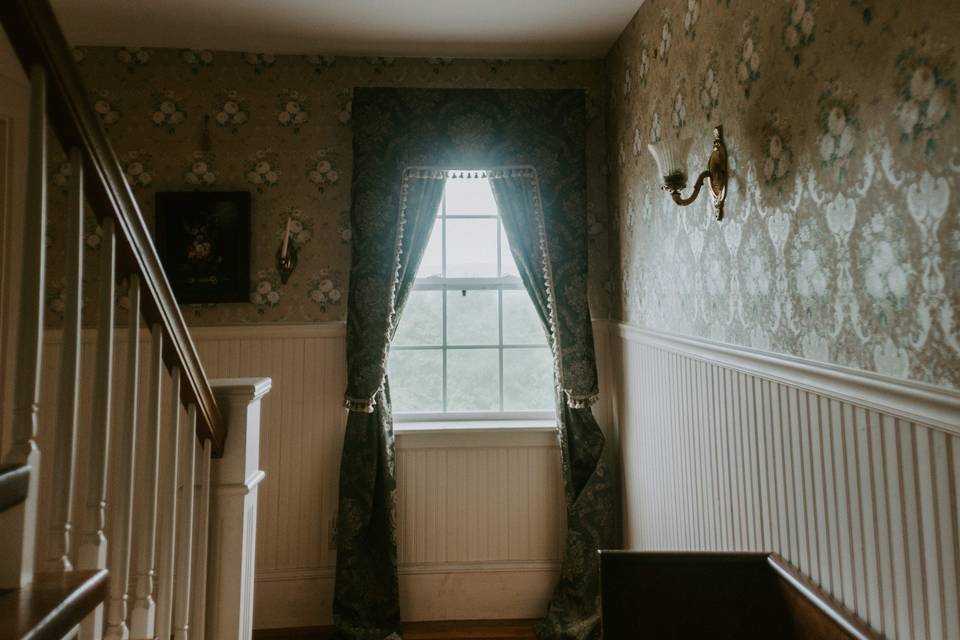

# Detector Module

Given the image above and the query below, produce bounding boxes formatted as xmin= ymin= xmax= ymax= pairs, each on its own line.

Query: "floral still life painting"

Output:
xmin=155 ymin=191 xmax=251 ymax=304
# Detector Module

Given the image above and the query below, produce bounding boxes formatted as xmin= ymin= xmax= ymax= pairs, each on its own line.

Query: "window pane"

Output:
xmin=500 ymin=225 xmax=521 ymax=278
xmin=394 ymin=290 xmax=442 ymax=346
xmin=416 ymin=219 xmax=442 ymax=279
xmin=445 ymin=177 xmax=497 ymax=216
xmin=503 ymin=348 xmax=554 ymax=411
xmin=446 ymin=289 xmax=498 ymax=345
xmin=446 ymin=348 xmax=500 ymax=411
xmin=445 ymin=218 xmax=498 ymax=277
xmin=389 ymin=349 xmax=442 ymax=413
xmin=502 ymin=290 xmax=546 ymax=345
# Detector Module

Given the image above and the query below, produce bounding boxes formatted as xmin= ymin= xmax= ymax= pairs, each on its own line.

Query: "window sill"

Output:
xmin=394 ymin=420 xmax=558 ymax=449
xmin=395 ymin=419 xmax=556 ymax=433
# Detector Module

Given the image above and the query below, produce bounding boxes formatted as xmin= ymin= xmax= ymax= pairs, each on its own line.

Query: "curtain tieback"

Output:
xmin=343 ymin=395 xmax=377 ymax=413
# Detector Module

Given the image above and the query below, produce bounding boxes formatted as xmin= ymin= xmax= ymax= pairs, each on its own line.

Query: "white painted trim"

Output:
xmin=255 ymin=560 xmax=560 ymax=583
xmin=613 ymin=322 xmax=960 ymax=436
xmin=42 ymin=322 xmax=347 ymax=345
xmin=254 ymin=564 xmax=559 ymax=627
xmin=395 ymin=411 xmax=556 ymax=423
xmin=400 ymin=560 xmax=560 ymax=575
xmin=212 ymin=469 xmax=266 ymax=497
xmin=395 ymin=419 xmax=556 ymax=430
xmin=188 ymin=322 xmax=346 ymax=341
xmin=396 ymin=426 xmax=558 ymax=449
xmin=210 ymin=377 xmax=273 ymax=403
xmin=255 ymin=568 xmax=336 ymax=582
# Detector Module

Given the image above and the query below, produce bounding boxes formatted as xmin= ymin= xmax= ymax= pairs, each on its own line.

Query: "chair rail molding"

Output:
xmin=614 ymin=322 xmax=960 ymax=436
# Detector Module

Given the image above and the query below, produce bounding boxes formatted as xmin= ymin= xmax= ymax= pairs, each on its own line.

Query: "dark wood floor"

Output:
xmin=253 ymin=620 xmax=537 ymax=639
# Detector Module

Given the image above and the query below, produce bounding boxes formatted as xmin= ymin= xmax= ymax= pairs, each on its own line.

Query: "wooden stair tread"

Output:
xmin=0 ymin=464 xmax=30 ymax=513
xmin=0 ymin=570 xmax=108 ymax=640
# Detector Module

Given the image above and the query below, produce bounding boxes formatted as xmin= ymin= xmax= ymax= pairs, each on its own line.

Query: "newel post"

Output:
xmin=205 ymin=377 xmax=272 ymax=640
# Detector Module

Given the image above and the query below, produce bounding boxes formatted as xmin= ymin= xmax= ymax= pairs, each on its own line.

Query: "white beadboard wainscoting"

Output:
xmin=189 ymin=321 xmax=618 ymax=628
xmin=609 ymin=323 xmax=960 ymax=640
xmin=31 ymin=322 xmax=592 ymax=627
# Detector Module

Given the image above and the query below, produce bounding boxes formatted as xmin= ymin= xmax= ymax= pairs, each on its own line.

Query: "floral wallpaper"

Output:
xmin=47 ymin=49 xmax=608 ymax=325
xmin=607 ymin=0 xmax=960 ymax=390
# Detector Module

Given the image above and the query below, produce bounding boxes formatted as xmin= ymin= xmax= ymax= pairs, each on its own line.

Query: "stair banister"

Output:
xmin=0 ymin=1 xmax=271 ymax=638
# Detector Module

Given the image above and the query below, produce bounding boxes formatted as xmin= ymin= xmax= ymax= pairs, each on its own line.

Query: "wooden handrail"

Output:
xmin=0 ymin=0 xmax=225 ymax=455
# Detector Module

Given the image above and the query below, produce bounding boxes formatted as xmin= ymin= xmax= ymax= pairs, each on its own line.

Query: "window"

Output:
xmin=389 ymin=176 xmax=555 ymax=421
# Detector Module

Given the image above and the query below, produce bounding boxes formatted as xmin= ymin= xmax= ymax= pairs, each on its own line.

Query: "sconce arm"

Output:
xmin=669 ymin=170 xmax=712 ymax=207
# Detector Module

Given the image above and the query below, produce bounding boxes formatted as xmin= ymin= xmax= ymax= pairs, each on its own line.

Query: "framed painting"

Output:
xmin=154 ymin=191 xmax=251 ymax=304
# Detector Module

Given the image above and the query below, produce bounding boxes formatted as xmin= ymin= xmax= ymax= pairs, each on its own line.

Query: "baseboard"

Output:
xmin=253 ymin=619 xmax=537 ymax=640
xmin=253 ymin=626 xmax=332 ymax=640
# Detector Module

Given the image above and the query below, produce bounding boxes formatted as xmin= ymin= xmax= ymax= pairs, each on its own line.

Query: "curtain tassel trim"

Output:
xmin=563 ymin=390 xmax=599 ymax=409
xmin=521 ymin=170 xmax=578 ymax=410
xmin=405 ymin=167 xmax=537 ymax=180
xmin=485 ymin=167 xmax=595 ymax=411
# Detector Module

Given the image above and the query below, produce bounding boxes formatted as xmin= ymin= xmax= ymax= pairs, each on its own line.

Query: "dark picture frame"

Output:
xmin=154 ymin=191 xmax=251 ymax=304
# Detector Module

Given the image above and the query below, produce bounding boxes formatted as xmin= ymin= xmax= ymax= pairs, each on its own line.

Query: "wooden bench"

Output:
xmin=599 ymin=552 xmax=878 ymax=639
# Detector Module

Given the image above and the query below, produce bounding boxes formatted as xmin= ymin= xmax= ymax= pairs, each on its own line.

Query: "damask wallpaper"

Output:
xmin=46 ymin=50 xmax=608 ymax=325
xmin=606 ymin=0 xmax=960 ymax=390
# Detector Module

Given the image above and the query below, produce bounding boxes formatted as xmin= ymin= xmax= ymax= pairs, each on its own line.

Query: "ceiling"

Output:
xmin=51 ymin=0 xmax=643 ymax=59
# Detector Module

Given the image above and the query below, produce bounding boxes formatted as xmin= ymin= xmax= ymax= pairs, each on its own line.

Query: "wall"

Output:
xmin=45 ymin=49 xmax=610 ymax=323
xmin=32 ymin=49 xmax=613 ymax=626
xmin=605 ymin=2 xmax=960 ymax=638
xmin=606 ymin=0 xmax=959 ymax=389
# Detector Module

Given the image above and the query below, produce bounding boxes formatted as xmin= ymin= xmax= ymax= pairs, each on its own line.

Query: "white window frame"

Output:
xmin=391 ymin=181 xmax=555 ymax=424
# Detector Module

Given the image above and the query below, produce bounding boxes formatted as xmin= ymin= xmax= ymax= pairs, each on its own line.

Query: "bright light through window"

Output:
xmin=389 ymin=176 xmax=556 ymax=420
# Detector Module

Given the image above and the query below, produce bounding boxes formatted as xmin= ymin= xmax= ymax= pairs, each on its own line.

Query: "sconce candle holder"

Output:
xmin=276 ymin=217 xmax=298 ymax=284
xmin=648 ymin=126 xmax=728 ymax=221
xmin=276 ymin=243 xmax=297 ymax=284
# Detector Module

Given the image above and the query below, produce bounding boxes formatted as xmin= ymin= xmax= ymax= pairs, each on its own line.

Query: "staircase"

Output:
xmin=0 ymin=1 xmax=269 ymax=638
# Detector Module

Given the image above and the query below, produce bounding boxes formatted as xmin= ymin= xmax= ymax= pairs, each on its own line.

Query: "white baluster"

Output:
xmin=173 ymin=405 xmax=198 ymax=640
xmin=0 ymin=64 xmax=46 ymax=590
xmin=78 ymin=216 xmax=116 ymax=640
xmin=105 ymin=274 xmax=141 ymax=640
xmin=190 ymin=438 xmax=213 ymax=640
xmin=46 ymin=146 xmax=83 ymax=572
xmin=130 ymin=324 xmax=163 ymax=639
xmin=155 ymin=368 xmax=182 ymax=640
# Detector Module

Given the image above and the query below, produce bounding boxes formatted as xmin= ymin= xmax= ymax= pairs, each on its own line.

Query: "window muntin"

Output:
xmin=389 ymin=176 xmax=555 ymax=420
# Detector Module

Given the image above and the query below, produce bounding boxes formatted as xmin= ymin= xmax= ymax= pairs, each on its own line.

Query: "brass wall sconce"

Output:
xmin=647 ymin=126 xmax=728 ymax=221
xmin=276 ymin=216 xmax=298 ymax=284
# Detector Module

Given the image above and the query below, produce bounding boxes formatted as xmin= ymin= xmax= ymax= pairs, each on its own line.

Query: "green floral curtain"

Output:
xmin=339 ymin=88 xmax=613 ymax=640
xmin=336 ymin=175 xmax=446 ymax=640
xmin=490 ymin=172 xmax=614 ymax=639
